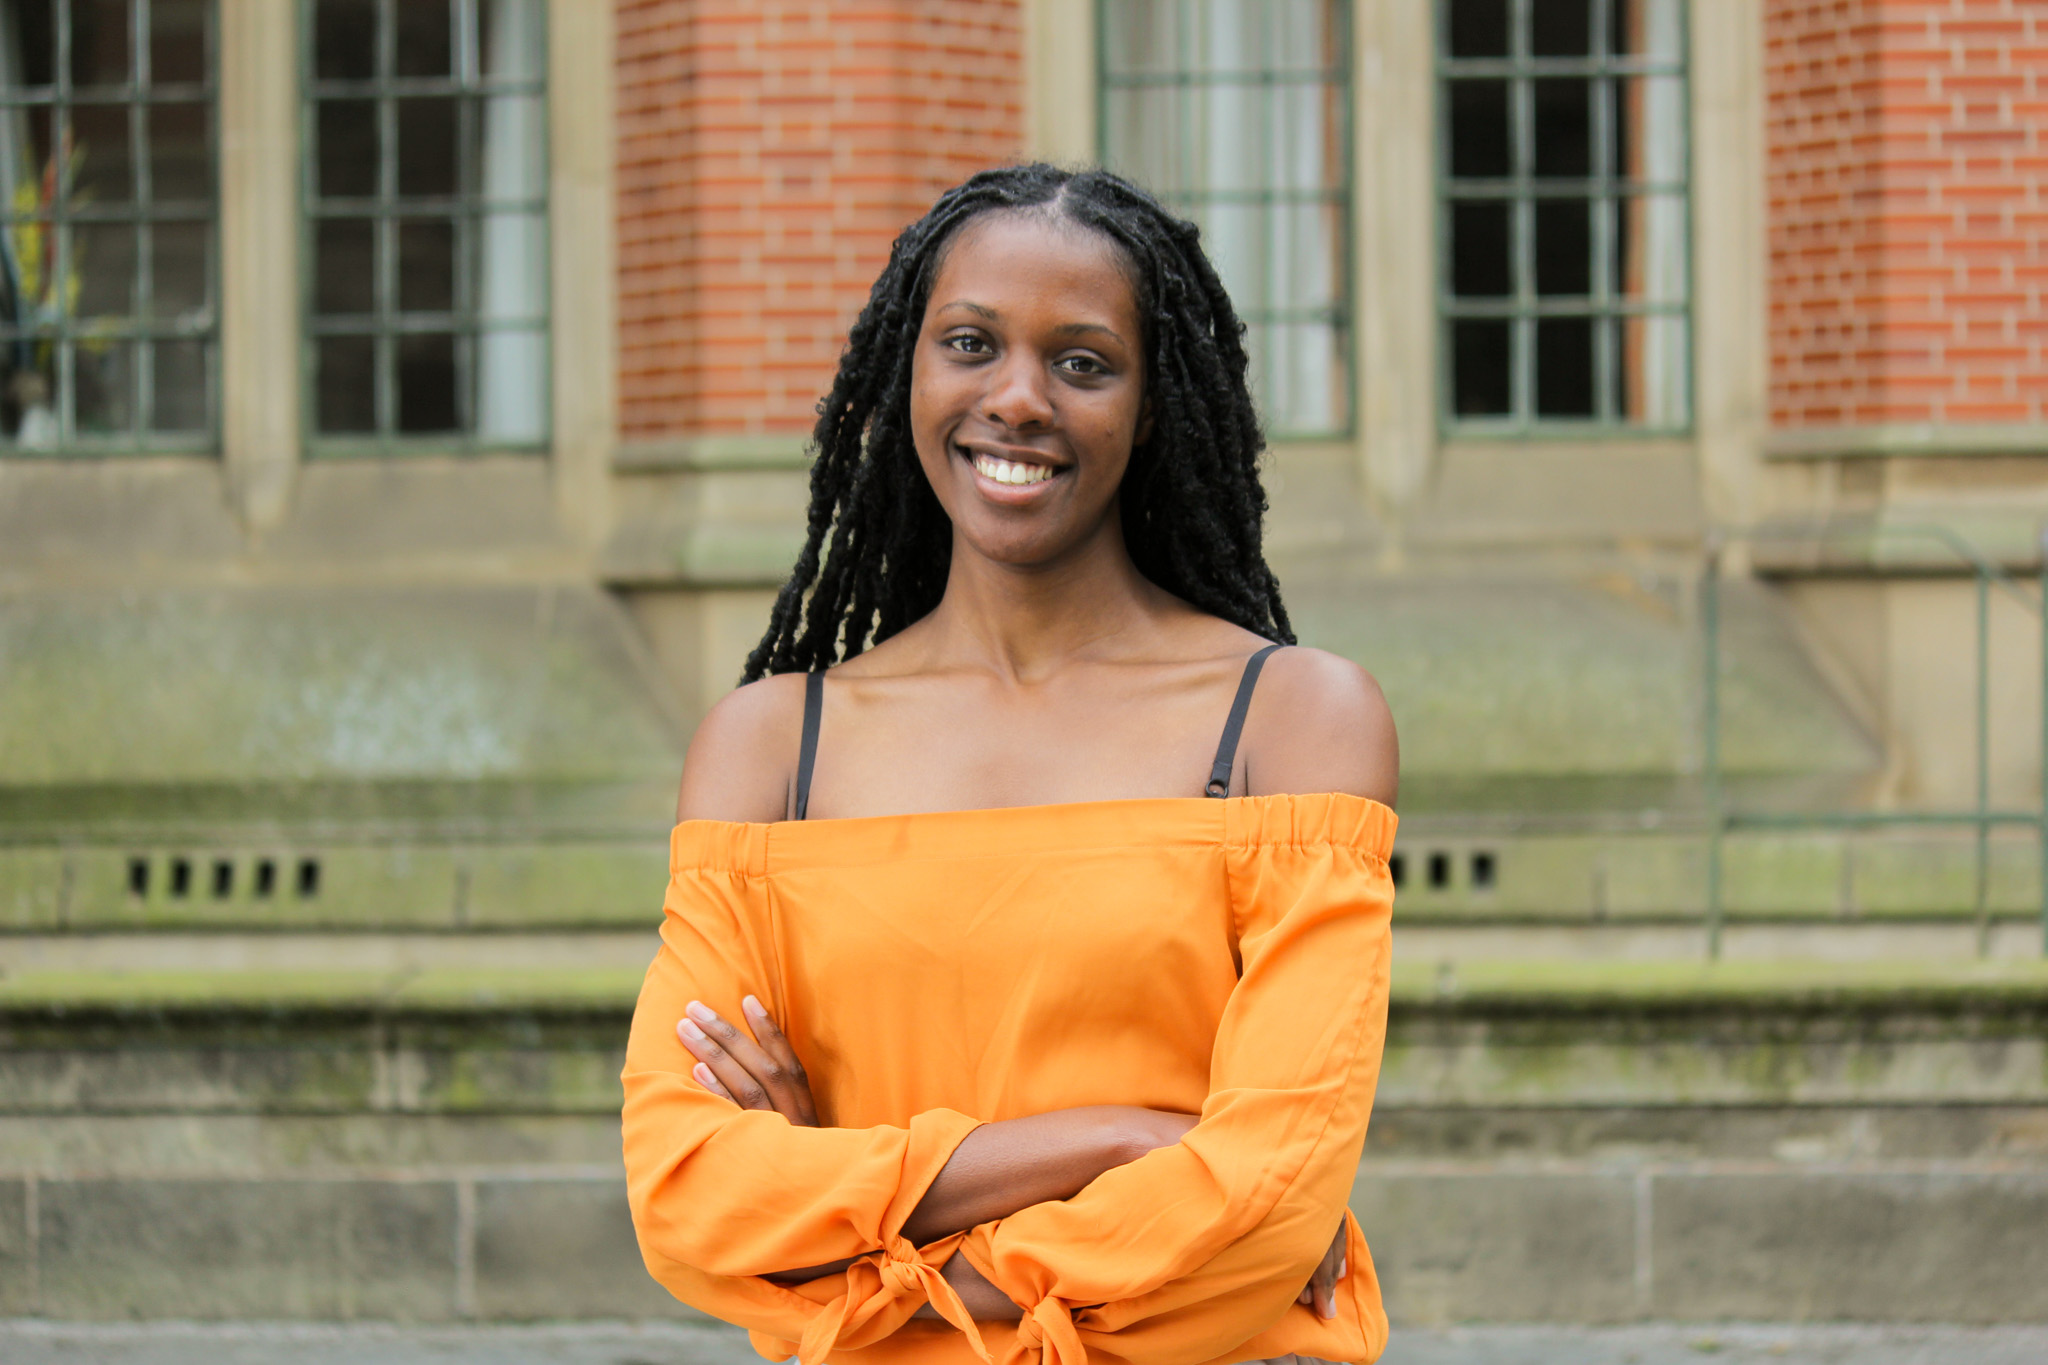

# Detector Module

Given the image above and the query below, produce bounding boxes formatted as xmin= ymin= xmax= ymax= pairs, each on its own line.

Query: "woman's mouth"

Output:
xmin=972 ymin=452 xmax=1057 ymax=486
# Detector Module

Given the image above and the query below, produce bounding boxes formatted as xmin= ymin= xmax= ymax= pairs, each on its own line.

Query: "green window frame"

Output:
xmin=1438 ymin=0 xmax=1692 ymax=435
xmin=1099 ymin=0 xmax=1352 ymax=440
xmin=301 ymin=0 xmax=549 ymax=456
xmin=0 ymin=0 xmax=218 ymax=457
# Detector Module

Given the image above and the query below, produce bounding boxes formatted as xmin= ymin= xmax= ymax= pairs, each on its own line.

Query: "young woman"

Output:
xmin=622 ymin=165 xmax=1399 ymax=1365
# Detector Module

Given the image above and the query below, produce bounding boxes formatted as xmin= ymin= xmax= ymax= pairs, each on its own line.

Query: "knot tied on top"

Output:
xmin=794 ymin=1235 xmax=992 ymax=1365
xmin=1004 ymin=1296 xmax=1087 ymax=1365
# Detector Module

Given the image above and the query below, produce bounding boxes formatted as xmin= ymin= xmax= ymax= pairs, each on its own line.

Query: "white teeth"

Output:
xmin=973 ymin=453 xmax=1055 ymax=487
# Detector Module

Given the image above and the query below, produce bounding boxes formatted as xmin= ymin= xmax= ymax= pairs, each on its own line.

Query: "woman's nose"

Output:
xmin=980 ymin=354 xmax=1055 ymax=430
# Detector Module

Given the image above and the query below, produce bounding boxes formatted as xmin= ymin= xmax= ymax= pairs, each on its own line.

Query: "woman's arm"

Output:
xmin=682 ymin=997 xmax=1348 ymax=1322
xmin=900 ymin=1106 xmax=1196 ymax=1244
xmin=679 ymin=998 xmax=1196 ymax=1263
xmin=674 ymin=674 xmax=810 ymax=824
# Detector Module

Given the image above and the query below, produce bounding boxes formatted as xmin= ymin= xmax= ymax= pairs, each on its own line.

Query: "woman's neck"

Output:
xmin=916 ymin=521 xmax=1177 ymax=684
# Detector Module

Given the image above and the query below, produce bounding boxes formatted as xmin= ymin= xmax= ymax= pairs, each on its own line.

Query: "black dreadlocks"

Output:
xmin=741 ymin=163 xmax=1294 ymax=683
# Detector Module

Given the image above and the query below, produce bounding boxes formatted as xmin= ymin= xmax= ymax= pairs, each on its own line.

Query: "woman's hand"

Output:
xmin=678 ymin=996 xmax=819 ymax=1127
xmin=1295 ymin=1223 xmax=1347 ymax=1319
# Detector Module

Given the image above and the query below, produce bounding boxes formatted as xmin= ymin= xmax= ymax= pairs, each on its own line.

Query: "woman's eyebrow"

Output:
xmin=1053 ymin=321 xmax=1124 ymax=342
xmin=934 ymin=301 xmax=1126 ymax=346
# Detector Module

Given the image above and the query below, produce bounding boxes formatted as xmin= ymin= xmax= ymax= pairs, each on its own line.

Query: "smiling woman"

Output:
xmin=622 ymin=164 xmax=1399 ymax=1365
xmin=913 ymin=215 xmax=1149 ymax=564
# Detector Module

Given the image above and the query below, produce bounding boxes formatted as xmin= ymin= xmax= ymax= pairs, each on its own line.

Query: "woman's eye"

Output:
xmin=1057 ymin=355 xmax=1106 ymax=376
xmin=945 ymin=334 xmax=990 ymax=355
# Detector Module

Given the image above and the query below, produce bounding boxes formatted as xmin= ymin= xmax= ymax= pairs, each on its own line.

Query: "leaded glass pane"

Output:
xmin=0 ymin=0 xmax=218 ymax=455
xmin=304 ymin=0 xmax=548 ymax=453
xmin=1101 ymin=0 xmax=1351 ymax=439
xmin=1438 ymin=0 xmax=1691 ymax=433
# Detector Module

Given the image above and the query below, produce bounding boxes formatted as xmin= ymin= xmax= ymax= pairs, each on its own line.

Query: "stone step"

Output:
xmin=5 ymin=915 xmax=2043 ymax=983
xmin=1400 ymin=916 xmax=2048 ymax=961
xmin=0 ymin=930 xmax=660 ymax=977
xmin=3 ymin=958 xmax=2045 ymax=1325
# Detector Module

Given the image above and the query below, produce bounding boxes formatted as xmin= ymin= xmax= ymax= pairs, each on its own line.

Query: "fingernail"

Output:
xmin=679 ymin=1019 xmax=706 ymax=1042
xmin=692 ymin=1063 xmax=717 ymax=1088
xmin=1338 ymin=1258 xmax=1348 ymax=1280
xmin=685 ymin=1001 xmax=715 ymax=1024
xmin=742 ymin=994 xmax=766 ymax=1018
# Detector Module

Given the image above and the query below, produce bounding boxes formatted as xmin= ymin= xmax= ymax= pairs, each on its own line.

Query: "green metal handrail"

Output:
xmin=1700 ymin=524 xmax=2048 ymax=959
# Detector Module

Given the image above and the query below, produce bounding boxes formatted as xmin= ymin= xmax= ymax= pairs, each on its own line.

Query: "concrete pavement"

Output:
xmin=5 ymin=1322 xmax=2048 ymax=1365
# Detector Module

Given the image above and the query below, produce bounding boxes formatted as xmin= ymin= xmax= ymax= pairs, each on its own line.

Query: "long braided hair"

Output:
xmin=741 ymin=163 xmax=1294 ymax=682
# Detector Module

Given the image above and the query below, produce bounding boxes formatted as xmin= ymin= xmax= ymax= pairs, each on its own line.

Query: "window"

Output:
xmin=0 ymin=0 xmax=215 ymax=454
xmin=304 ymin=0 xmax=547 ymax=453
xmin=1100 ymin=0 xmax=1350 ymax=438
xmin=1439 ymin=0 xmax=1689 ymax=433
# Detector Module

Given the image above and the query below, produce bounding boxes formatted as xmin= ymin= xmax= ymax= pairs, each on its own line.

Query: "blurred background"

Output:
xmin=0 ymin=0 xmax=2044 ymax=1348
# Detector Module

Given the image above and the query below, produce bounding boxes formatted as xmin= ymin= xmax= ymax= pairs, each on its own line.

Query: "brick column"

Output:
xmin=616 ymin=1 xmax=1025 ymax=443
xmin=1767 ymin=0 xmax=2048 ymax=428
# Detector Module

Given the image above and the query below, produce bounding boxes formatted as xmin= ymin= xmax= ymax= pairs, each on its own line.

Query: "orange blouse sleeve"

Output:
xmin=621 ymin=822 xmax=988 ymax=1364
xmin=954 ymin=795 xmax=1395 ymax=1365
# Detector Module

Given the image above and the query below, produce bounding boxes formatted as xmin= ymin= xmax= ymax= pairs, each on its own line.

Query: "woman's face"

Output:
xmin=910 ymin=211 xmax=1149 ymax=571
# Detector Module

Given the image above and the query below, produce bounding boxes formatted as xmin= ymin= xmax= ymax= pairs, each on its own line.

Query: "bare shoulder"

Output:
xmin=1244 ymin=646 xmax=1399 ymax=807
xmin=674 ymin=671 xmax=812 ymax=824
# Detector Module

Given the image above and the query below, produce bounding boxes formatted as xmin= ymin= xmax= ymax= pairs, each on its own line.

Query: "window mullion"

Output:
xmin=1593 ymin=0 xmax=1616 ymax=422
xmin=1510 ymin=0 xmax=1533 ymax=428
xmin=374 ymin=0 xmax=396 ymax=442
xmin=456 ymin=47 xmax=477 ymax=436
xmin=136 ymin=0 xmax=155 ymax=441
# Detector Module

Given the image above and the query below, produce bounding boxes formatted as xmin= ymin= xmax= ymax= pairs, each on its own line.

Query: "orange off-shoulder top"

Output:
xmin=621 ymin=792 xmax=1396 ymax=1365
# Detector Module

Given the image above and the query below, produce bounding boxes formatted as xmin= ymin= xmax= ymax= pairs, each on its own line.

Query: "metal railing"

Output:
xmin=1700 ymin=524 xmax=2048 ymax=958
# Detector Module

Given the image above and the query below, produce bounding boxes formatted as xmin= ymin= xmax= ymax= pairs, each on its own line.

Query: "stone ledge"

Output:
xmin=613 ymin=435 xmax=811 ymax=471
xmin=1408 ymin=957 xmax=2048 ymax=1014
xmin=5 ymin=958 xmax=2048 ymax=1019
xmin=0 ymin=967 xmax=649 ymax=1016
xmin=1763 ymin=424 xmax=2048 ymax=459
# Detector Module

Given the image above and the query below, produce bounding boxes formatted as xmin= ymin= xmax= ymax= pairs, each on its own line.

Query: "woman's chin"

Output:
xmin=953 ymin=528 xmax=1096 ymax=574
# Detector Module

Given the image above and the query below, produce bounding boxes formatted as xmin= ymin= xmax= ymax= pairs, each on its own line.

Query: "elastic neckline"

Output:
xmin=671 ymin=791 xmax=1398 ymax=877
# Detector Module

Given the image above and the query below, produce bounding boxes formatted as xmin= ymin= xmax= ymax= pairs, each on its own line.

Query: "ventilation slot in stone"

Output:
xmin=169 ymin=857 xmax=192 ymax=898
xmin=297 ymin=857 xmax=322 ymax=899
xmin=254 ymin=859 xmax=277 ymax=899
xmin=212 ymin=859 xmax=235 ymax=898
xmin=1427 ymin=852 xmax=1451 ymax=890
xmin=1471 ymin=850 xmax=1497 ymax=890
xmin=127 ymin=856 xmax=149 ymax=898
xmin=1388 ymin=853 xmax=1406 ymax=889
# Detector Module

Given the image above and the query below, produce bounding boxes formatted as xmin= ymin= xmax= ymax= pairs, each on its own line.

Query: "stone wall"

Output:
xmin=6 ymin=969 xmax=2046 ymax=1324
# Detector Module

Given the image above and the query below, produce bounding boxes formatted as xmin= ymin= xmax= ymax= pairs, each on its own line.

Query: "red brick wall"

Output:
xmin=1767 ymin=0 xmax=2048 ymax=427
xmin=616 ymin=1 xmax=1025 ymax=441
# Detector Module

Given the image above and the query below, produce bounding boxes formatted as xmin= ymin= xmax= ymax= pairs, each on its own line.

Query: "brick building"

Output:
xmin=1 ymin=0 xmax=2045 ymax=1328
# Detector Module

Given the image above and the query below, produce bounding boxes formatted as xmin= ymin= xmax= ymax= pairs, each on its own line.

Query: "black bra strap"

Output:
xmin=794 ymin=671 xmax=824 ymax=820
xmin=1207 ymin=644 xmax=1282 ymax=798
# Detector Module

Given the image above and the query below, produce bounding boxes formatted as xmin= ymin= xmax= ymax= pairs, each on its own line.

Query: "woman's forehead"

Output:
xmin=929 ymin=212 xmax=1141 ymax=324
